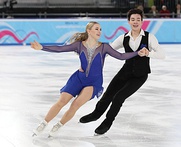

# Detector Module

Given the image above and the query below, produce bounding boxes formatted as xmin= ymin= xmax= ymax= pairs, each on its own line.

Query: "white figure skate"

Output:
xmin=32 ymin=120 xmax=48 ymax=136
xmin=48 ymin=122 xmax=63 ymax=138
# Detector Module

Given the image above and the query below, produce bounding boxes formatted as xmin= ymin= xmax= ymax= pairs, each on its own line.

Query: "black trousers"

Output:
xmin=95 ymin=68 xmax=148 ymax=123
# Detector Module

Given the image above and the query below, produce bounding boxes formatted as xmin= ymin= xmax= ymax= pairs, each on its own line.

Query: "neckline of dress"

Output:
xmin=82 ymin=41 xmax=102 ymax=50
xmin=85 ymin=41 xmax=99 ymax=50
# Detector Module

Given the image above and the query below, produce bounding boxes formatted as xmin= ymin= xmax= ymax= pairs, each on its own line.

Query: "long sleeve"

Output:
xmin=110 ymin=35 xmax=124 ymax=51
xmin=42 ymin=41 xmax=80 ymax=53
xmin=148 ymin=34 xmax=165 ymax=59
xmin=104 ymin=44 xmax=138 ymax=60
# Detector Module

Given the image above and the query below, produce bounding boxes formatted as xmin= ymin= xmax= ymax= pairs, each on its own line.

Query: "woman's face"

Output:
xmin=87 ymin=23 xmax=101 ymax=41
xmin=128 ymin=14 xmax=143 ymax=32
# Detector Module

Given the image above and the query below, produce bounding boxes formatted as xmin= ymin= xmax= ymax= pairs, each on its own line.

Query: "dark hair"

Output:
xmin=127 ymin=8 xmax=143 ymax=21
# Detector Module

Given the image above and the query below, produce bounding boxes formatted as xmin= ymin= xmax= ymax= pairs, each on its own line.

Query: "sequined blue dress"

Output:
xmin=42 ymin=41 xmax=138 ymax=99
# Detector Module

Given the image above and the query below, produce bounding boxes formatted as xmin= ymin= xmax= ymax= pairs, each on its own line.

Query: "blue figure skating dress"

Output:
xmin=42 ymin=41 xmax=138 ymax=99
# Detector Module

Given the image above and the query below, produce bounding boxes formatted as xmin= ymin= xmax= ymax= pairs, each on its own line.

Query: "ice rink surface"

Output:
xmin=0 ymin=44 xmax=181 ymax=147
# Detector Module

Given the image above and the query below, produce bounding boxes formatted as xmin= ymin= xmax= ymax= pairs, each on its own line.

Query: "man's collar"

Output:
xmin=125 ymin=29 xmax=145 ymax=37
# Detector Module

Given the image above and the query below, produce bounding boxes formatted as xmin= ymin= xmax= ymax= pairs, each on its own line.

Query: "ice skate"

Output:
xmin=48 ymin=121 xmax=63 ymax=138
xmin=79 ymin=111 xmax=101 ymax=123
xmin=94 ymin=119 xmax=112 ymax=136
xmin=32 ymin=120 xmax=48 ymax=136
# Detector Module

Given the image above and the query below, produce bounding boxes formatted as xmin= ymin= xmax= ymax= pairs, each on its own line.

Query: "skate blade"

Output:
xmin=94 ymin=133 xmax=104 ymax=136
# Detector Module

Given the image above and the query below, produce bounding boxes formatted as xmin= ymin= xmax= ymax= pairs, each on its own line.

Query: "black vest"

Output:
xmin=122 ymin=31 xmax=151 ymax=77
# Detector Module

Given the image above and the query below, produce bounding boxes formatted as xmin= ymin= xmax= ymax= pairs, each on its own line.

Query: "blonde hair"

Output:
xmin=69 ymin=21 xmax=99 ymax=43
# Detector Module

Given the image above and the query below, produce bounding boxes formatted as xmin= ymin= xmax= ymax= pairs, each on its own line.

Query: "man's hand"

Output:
xmin=138 ymin=47 xmax=149 ymax=57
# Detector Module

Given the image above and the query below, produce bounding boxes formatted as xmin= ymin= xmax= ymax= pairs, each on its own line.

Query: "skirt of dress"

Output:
xmin=60 ymin=70 xmax=103 ymax=99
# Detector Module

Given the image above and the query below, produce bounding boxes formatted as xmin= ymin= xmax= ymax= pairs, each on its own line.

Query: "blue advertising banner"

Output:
xmin=0 ymin=19 xmax=181 ymax=45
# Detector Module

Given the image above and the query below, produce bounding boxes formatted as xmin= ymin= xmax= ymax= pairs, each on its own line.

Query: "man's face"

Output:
xmin=128 ymin=14 xmax=143 ymax=31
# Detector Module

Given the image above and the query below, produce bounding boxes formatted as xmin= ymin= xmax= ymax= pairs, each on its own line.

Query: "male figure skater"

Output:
xmin=79 ymin=8 xmax=165 ymax=135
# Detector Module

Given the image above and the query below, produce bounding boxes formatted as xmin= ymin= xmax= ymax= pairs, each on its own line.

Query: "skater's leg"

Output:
xmin=60 ymin=86 xmax=93 ymax=124
xmin=33 ymin=92 xmax=73 ymax=136
xmin=49 ymin=86 xmax=93 ymax=136
xmin=45 ymin=92 xmax=73 ymax=122
xmin=80 ymin=70 xmax=127 ymax=123
xmin=95 ymin=75 xmax=148 ymax=134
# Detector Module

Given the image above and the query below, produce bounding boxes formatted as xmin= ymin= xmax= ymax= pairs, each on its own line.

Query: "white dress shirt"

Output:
xmin=110 ymin=29 xmax=165 ymax=59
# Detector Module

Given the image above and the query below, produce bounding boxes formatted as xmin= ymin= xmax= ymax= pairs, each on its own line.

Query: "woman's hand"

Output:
xmin=30 ymin=40 xmax=43 ymax=50
xmin=79 ymin=67 xmax=84 ymax=72
xmin=138 ymin=47 xmax=149 ymax=57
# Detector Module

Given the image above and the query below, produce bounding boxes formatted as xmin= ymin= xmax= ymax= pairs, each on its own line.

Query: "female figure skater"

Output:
xmin=30 ymin=21 xmax=146 ymax=137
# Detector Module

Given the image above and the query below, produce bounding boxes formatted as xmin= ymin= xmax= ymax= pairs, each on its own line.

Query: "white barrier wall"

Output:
xmin=0 ymin=19 xmax=181 ymax=45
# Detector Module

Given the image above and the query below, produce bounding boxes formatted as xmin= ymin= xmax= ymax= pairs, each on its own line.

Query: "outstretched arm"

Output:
xmin=30 ymin=40 xmax=80 ymax=53
xmin=104 ymin=44 xmax=146 ymax=60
